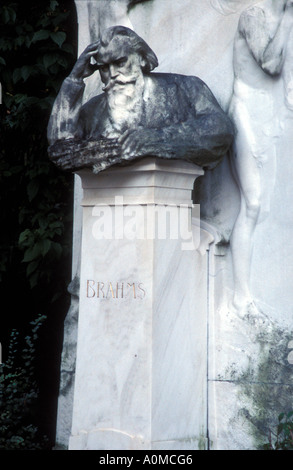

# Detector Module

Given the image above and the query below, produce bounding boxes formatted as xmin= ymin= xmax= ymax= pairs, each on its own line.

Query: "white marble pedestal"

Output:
xmin=68 ymin=157 xmax=208 ymax=450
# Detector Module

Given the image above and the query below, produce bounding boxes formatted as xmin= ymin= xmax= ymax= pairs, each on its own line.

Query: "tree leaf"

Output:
xmin=2 ymin=8 xmax=10 ymax=24
xmin=28 ymin=270 xmax=39 ymax=289
xmin=12 ymin=68 xmax=22 ymax=84
xmin=21 ymin=66 xmax=31 ymax=82
xmin=23 ymin=244 xmax=41 ymax=263
xmin=43 ymin=53 xmax=57 ymax=69
xmin=50 ymin=0 xmax=59 ymax=11
xmin=18 ymin=229 xmax=32 ymax=245
xmin=39 ymin=238 xmax=51 ymax=257
xmin=14 ymin=36 xmax=25 ymax=47
xmin=26 ymin=260 xmax=39 ymax=277
xmin=62 ymin=43 xmax=74 ymax=55
xmin=50 ymin=31 xmax=66 ymax=48
xmin=51 ymin=242 xmax=62 ymax=259
xmin=7 ymin=7 xmax=16 ymax=23
xmin=32 ymin=30 xmax=50 ymax=43
xmin=57 ymin=55 xmax=69 ymax=68
xmin=27 ymin=179 xmax=39 ymax=202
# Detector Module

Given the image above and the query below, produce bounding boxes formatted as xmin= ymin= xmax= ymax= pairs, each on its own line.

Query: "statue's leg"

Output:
xmin=230 ymin=135 xmax=263 ymax=317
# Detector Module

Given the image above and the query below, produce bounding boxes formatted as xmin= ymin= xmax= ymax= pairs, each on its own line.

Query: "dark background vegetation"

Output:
xmin=0 ymin=0 xmax=77 ymax=448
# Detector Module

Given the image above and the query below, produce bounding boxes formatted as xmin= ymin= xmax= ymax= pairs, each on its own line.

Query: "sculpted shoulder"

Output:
xmin=146 ymin=72 xmax=208 ymax=93
xmin=143 ymin=72 xmax=216 ymax=113
xmin=238 ymin=5 xmax=266 ymax=36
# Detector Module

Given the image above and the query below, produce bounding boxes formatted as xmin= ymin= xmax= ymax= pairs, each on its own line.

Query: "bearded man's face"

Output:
xmin=94 ymin=37 xmax=146 ymax=136
xmin=95 ymin=40 xmax=145 ymax=92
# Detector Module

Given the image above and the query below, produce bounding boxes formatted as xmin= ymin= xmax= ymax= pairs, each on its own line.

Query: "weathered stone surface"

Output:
xmin=48 ymin=138 xmax=121 ymax=172
xmin=68 ymin=159 xmax=207 ymax=450
xmin=54 ymin=276 xmax=79 ymax=450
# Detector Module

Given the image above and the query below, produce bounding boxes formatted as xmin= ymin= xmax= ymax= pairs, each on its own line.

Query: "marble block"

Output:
xmin=68 ymin=158 xmax=209 ymax=450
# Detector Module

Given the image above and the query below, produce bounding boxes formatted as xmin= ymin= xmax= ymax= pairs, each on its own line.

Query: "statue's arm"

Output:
xmin=239 ymin=4 xmax=293 ymax=76
xmin=47 ymin=77 xmax=85 ymax=145
xmin=47 ymin=41 xmax=101 ymax=145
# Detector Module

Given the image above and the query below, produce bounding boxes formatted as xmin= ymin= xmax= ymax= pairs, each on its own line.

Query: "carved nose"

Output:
xmin=109 ymin=65 xmax=118 ymax=79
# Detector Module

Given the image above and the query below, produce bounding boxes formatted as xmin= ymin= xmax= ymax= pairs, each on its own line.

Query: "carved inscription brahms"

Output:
xmin=86 ymin=280 xmax=146 ymax=300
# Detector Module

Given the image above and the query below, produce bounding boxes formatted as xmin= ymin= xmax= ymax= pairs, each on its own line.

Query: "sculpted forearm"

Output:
xmin=240 ymin=3 xmax=293 ymax=76
xmin=262 ymin=7 xmax=293 ymax=75
xmin=47 ymin=41 xmax=102 ymax=145
xmin=47 ymin=77 xmax=85 ymax=144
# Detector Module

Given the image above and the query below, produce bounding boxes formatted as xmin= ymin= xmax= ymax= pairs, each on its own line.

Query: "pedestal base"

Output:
xmin=68 ymin=158 xmax=208 ymax=450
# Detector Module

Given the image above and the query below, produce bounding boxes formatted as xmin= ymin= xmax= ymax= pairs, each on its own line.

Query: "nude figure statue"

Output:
xmin=229 ymin=0 xmax=293 ymax=317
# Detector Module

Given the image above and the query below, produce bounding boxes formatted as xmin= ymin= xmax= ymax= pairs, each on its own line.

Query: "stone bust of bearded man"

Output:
xmin=47 ymin=25 xmax=234 ymax=173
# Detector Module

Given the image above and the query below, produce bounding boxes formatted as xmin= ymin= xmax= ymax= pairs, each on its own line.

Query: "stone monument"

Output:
xmin=49 ymin=0 xmax=293 ymax=451
xmin=48 ymin=19 xmax=233 ymax=450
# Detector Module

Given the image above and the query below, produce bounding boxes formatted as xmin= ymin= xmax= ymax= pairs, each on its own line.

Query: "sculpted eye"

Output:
xmin=115 ymin=58 xmax=127 ymax=67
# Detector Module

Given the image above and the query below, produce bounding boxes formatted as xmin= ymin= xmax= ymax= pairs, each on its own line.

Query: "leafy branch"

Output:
xmin=0 ymin=0 xmax=77 ymax=448
xmin=0 ymin=315 xmax=49 ymax=450
xmin=263 ymin=411 xmax=293 ymax=450
xmin=0 ymin=0 xmax=76 ymax=291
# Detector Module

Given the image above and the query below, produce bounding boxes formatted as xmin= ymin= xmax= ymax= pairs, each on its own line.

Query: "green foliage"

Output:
xmin=263 ymin=411 xmax=293 ymax=450
xmin=0 ymin=0 xmax=77 ymax=446
xmin=0 ymin=0 xmax=76 ymax=290
xmin=0 ymin=315 xmax=49 ymax=450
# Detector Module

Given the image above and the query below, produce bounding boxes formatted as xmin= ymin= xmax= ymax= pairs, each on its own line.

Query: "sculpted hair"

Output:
xmin=99 ymin=25 xmax=159 ymax=73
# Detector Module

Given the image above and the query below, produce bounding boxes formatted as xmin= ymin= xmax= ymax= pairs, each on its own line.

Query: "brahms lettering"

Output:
xmin=86 ymin=280 xmax=146 ymax=300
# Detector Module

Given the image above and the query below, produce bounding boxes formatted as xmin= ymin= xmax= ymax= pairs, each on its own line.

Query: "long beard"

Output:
xmin=105 ymin=76 xmax=144 ymax=136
